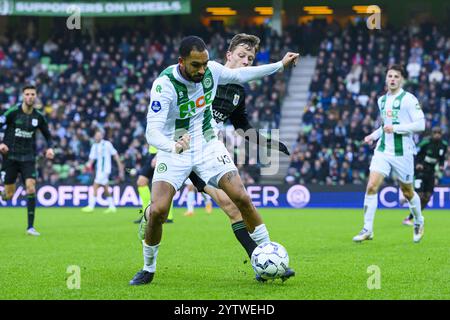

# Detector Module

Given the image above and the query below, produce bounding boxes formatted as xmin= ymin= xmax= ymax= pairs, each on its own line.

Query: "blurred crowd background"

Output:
xmin=0 ymin=20 xmax=449 ymax=186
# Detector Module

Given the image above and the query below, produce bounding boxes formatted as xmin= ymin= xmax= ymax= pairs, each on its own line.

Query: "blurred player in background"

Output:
xmin=183 ymin=178 xmax=213 ymax=216
xmin=0 ymin=85 xmax=54 ymax=236
xmin=402 ymin=126 xmax=448 ymax=226
xmin=82 ymin=129 xmax=124 ymax=213
xmin=353 ymin=65 xmax=426 ymax=243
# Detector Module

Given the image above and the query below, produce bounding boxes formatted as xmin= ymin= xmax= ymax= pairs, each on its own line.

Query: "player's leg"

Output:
xmin=184 ymin=181 xmax=195 ymax=216
xmin=353 ymin=151 xmax=390 ymax=242
xmin=83 ymin=183 xmax=99 ymax=212
xmin=202 ymin=192 xmax=213 ymax=214
xmin=204 ymin=184 xmax=257 ymax=258
xmin=137 ymin=175 xmax=151 ymax=213
xmin=103 ymin=183 xmax=117 ymax=213
xmin=18 ymin=161 xmax=39 ymax=235
xmin=130 ymin=152 xmax=190 ymax=285
xmin=395 ymin=154 xmax=424 ymax=243
xmin=130 ymin=181 xmax=176 ymax=285
xmin=403 ymin=174 xmax=424 ymax=226
xmin=0 ymin=158 xmax=18 ymax=200
xmin=24 ymin=178 xmax=39 ymax=236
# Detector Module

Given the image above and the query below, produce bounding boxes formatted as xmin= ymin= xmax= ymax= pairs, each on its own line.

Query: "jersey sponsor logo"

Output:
xmin=151 ymin=101 xmax=162 ymax=113
xmin=31 ymin=119 xmax=38 ymax=127
xmin=212 ymin=110 xmax=227 ymax=122
xmin=382 ymin=109 xmax=399 ymax=120
xmin=156 ymin=163 xmax=167 ymax=173
xmin=202 ymin=76 xmax=213 ymax=90
xmin=179 ymin=91 xmax=214 ymax=118
xmin=233 ymin=94 xmax=240 ymax=106
xmin=15 ymin=128 xmax=33 ymax=138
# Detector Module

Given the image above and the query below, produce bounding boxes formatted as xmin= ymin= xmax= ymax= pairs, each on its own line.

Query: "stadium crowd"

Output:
xmin=0 ymin=23 xmax=298 ymax=185
xmin=285 ymin=21 xmax=450 ymax=186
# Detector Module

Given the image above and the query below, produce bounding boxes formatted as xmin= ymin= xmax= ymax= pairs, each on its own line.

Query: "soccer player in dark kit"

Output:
xmin=402 ymin=126 xmax=448 ymax=226
xmin=0 ymin=85 xmax=54 ymax=236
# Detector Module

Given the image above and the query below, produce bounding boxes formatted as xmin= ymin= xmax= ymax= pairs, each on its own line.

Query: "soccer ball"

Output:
xmin=251 ymin=242 xmax=289 ymax=280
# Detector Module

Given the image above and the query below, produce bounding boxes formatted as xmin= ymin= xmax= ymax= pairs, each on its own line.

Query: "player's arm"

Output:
xmin=38 ymin=113 xmax=55 ymax=160
xmin=230 ymin=102 xmax=290 ymax=155
xmin=113 ymin=153 xmax=125 ymax=181
xmin=212 ymin=52 xmax=299 ymax=85
xmin=0 ymin=108 xmax=15 ymax=154
xmin=364 ymin=126 xmax=382 ymax=145
xmin=438 ymin=141 xmax=448 ymax=170
xmin=145 ymin=77 xmax=189 ymax=154
xmin=392 ymin=96 xmax=425 ymax=135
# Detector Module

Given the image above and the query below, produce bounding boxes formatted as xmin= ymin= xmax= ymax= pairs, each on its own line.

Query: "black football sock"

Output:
xmin=231 ymin=220 xmax=258 ymax=258
xmin=27 ymin=193 xmax=36 ymax=229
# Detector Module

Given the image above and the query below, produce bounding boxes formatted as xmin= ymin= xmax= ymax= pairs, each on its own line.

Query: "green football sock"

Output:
xmin=138 ymin=186 xmax=151 ymax=212
xmin=167 ymin=202 xmax=174 ymax=220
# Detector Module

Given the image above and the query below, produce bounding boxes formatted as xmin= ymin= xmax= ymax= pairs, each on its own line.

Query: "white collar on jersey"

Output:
xmin=386 ymin=88 xmax=404 ymax=98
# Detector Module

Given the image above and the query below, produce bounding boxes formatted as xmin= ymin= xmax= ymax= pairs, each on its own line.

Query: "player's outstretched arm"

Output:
xmin=213 ymin=52 xmax=300 ymax=85
xmin=364 ymin=126 xmax=383 ymax=145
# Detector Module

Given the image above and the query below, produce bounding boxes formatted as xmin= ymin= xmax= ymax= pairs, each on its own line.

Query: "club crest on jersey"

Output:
xmin=151 ymin=101 xmax=162 ymax=113
xmin=393 ymin=100 xmax=401 ymax=108
xmin=202 ymin=76 xmax=212 ymax=90
xmin=31 ymin=119 xmax=38 ymax=127
xmin=233 ymin=94 xmax=240 ymax=106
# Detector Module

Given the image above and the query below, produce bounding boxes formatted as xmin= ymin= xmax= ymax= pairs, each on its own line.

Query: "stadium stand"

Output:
xmin=285 ymin=21 xmax=450 ymax=185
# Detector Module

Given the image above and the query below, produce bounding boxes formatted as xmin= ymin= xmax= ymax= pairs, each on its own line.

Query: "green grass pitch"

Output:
xmin=1 ymin=207 xmax=449 ymax=300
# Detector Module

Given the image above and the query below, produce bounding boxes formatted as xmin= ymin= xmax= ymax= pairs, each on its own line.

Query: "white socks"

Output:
xmin=88 ymin=195 xmax=96 ymax=208
xmin=249 ymin=224 xmax=270 ymax=245
xmin=363 ymin=194 xmax=378 ymax=232
xmin=407 ymin=192 xmax=424 ymax=225
xmin=187 ymin=190 xmax=195 ymax=212
xmin=107 ymin=196 xmax=115 ymax=209
xmin=142 ymin=240 xmax=160 ymax=273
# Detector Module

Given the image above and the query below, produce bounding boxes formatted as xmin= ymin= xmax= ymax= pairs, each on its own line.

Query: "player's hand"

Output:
xmin=416 ymin=164 xmax=424 ymax=171
xmin=363 ymin=135 xmax=374 ymax=145
xmin=175 ymin=134 xmax=191 ymax=154
xmin=268 ymin=140 xmax=290 ymax=156
xmin=0 ymin=143 xmax=9 ymax=155
xmin=383 ymin=125 xmax=394 ymax=134
xmin=151 ymin=157 xmax=157 ymax=168
xmin=281 ymin=52 xmax=300 ymax=69
xmin=45 ymin=148 xmax=55 ymax=160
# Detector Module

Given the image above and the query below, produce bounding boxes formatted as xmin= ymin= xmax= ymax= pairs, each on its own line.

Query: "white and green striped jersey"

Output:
xmin=146 ymin=60 xmax=283 ymax=153
xmin=375 ymin=89 xmax=425 ymax=156
xmin=89 ymin=139 xmax=118 ymax=174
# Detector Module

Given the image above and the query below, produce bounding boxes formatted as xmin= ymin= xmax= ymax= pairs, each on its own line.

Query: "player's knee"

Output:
xmin=401 ymin=188 xmax=414 ymax=200
xmin=137 ymin=176 xmax=148 ymax=187
xmin=366 ymin=183 xmax=379 ymax=195
xmin=149 ymin=203 xmax=169 ymax=224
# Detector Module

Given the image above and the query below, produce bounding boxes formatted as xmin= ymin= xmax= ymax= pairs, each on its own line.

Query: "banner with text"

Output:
xmin=0 ymin=0 xmax=191 ymax=16
xmin=1 ymin=184 xmax=450 ymax=209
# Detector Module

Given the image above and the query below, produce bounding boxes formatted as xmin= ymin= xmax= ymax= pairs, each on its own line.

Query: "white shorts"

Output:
xmin=369 ymin=151 xmax=414 ymax=184
xmin=152 ymin=139 xmax=237 ymax=191
xmin=94 ymin=171 xmax=110 ymax=185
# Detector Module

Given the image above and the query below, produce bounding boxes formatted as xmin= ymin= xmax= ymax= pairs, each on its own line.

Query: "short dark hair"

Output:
xmin=22 ymin=84 xmax=37 ymax=92
xmin=387 ymin=64 xmax=406 ymax=78
xmin=228 ymin=33 xmax=260 ymax=53
xmin=179 ymin=36 xmax=207 ymax=58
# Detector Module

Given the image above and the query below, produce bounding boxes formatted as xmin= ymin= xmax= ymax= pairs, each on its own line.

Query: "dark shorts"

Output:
xmin=138 ymin=154 xmax=156 ymax=180
xmin=0 ymin=158 xmax=36 ymax=185
xmin=188 ymin=171 xmax=207 ymax=193
xmin=414 ymin=171 xmax=435 ymax=194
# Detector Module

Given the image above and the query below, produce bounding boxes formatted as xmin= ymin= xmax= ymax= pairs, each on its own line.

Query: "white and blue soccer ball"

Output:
xmin=251 ymin=242 xmax=289 ymax=280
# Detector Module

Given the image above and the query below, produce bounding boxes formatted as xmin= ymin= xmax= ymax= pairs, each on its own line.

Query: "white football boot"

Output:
xmin=352 ymin=228 xmax=373 ymax=242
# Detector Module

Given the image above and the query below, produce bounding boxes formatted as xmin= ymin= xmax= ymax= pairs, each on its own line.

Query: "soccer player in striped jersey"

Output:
xmin=353 ymin=64 xmax=426 ymax=243
xmin=82 ymin=129 xmax=124 ymax=213
xmin=129 ymin=35 xmax=299 ymax=285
